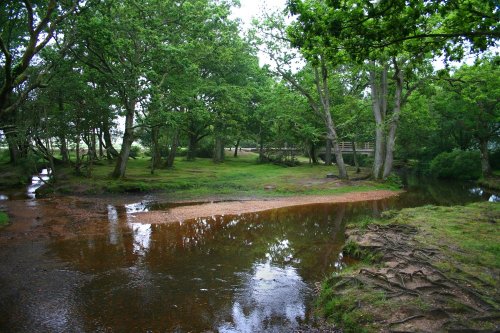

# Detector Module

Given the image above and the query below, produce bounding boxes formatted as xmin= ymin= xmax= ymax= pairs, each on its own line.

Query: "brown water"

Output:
xmin=0 ymin=174 xmax=497 ymax=332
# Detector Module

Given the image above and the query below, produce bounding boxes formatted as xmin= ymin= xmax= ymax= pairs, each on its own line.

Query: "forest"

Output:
xmin=0 ymin=1 xmax=499 ymax=332
xmin=0 ymin=0 xmax=498 ymax=185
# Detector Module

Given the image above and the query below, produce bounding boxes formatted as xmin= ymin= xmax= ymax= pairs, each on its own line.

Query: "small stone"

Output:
xmin=326 ymin=173 xmax=337 ymax=179
xmin=264 ymin=185 xmax=276 ymax=190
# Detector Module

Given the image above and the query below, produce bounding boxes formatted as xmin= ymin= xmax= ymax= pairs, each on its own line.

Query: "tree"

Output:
xmin=0 ymin=1 xmax=81 ymax=118
xmin=286 ymin=0 xmax=496 ymax=179
xmin=435 ymin=57 xmax=500 ymax=176
xmin=251 ymin=12 xmax=349 ymax=178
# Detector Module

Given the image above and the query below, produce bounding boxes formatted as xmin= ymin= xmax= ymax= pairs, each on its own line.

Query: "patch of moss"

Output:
xmin=0 ymin=212 xmax=9 ymax=226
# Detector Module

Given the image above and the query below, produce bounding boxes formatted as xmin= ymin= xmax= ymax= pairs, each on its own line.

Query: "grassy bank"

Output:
xmin=26 ymin=153 xmax=397 ymax=199
xmin=318 ymin=202 xmax=500 ymax=333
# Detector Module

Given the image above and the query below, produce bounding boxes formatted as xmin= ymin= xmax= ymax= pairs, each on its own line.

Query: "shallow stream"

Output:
xmin=0 ymin=173 xmax=497 ymax=332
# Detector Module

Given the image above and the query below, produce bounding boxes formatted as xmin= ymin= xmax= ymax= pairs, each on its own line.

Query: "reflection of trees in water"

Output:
xmin=47 ymin=200 xmax=393 ymax=332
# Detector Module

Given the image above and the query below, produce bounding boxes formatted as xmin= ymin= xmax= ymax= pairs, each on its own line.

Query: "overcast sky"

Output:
xmin=230 ymin=0 xmax=287 ymax=31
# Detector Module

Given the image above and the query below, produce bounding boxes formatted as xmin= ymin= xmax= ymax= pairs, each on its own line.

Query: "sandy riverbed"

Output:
xmin=132 ymin=190 xmax=401 ymax=224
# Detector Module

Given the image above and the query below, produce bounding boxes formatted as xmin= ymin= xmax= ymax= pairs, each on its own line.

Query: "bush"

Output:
xmin=490 ymin=149 xmax=500 ymax=170
xmin=129 ymin=145 xmax=142 ymax=158
xmin=197 ymin=141 xmax=215 ymax=158
xmin=430 ymin=150 xmax=481 ymax=180
xmin=342 ymin=153 xmax=370 ymax=167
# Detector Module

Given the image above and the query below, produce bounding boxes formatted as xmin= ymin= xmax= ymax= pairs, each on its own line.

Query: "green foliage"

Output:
xmin=0 ymin=212 xmax=8 ymax=226
xmin=129 ymin=146 xmax=142 ymax=159
xmin=430 ymin=150 xmax=481 ymax=180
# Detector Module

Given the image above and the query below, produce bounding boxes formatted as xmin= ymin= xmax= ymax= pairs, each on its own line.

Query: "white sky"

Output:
xmin=230 ymin=0 xmax=287 ymax=31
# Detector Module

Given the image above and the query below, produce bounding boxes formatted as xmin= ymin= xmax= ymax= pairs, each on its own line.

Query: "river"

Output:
xmin=0 ymin=173 xmax=497 ymax=332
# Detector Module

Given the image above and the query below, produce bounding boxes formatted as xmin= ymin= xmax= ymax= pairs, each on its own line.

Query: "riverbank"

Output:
xmin=317 ymin=202 xmax=500 ymax=333
xmin=132 ymin=190 xmax=401 ymax=224
xmin=1 ymin=154 xmax=399 ymax=199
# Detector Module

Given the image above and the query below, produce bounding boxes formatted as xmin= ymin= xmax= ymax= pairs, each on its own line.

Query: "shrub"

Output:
xmin=129 ymin=145 xmax=142 ymax=158
xmin=490 ymin=149 xmax=500 ymax=170
xmin=197 ymin=141 xmax=215 ymax=158
xmin=430 ymin=150 xmax=481 ymax=180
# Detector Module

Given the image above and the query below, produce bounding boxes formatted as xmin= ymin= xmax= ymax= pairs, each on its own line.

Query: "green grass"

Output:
xmin=33 ymin=152 xmax=396 ymax=198
xmin=0 ymin=212 xmax=9 ymax=226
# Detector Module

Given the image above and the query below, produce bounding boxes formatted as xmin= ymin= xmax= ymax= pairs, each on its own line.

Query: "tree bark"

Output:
xmin=324 ymin=138 xmax=332 ymax=165
xmin=150 ymin=126 xmax=162 ymax=171
xmin=478 ymin=138 xmax=492 ymax=177
xmin=370 ymin=65 xmax=387 ymax=179
xmin=213 ymin=135 xmax=224 ymax=163
xmin=352 ymin=141 xmax=360 ymax=173
xmin=234 ymin=138 xmax=240 ymax=158
xmin=187 ymin=133 xmax=198 ymax=161
xmin=165 ymin=130 xmax=179 ymax=168
xmin=102 ymin=119 xmax=119 ymax=159
xmin=310 ymin=142 xmax=318 ymax=164
xmin=59 ymin=135 xmax=69 ymax=164
xmin=383 ymin=60 xmax=403 ymax=179
xmin=315 ymin=63 xmax=347 ymax=179
xmin=112 ymin=99 xmax=136 ymax=179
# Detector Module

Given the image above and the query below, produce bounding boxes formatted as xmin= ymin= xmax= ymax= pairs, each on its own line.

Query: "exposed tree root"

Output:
xmin=332 ymin=223 xmax=500 ymax=332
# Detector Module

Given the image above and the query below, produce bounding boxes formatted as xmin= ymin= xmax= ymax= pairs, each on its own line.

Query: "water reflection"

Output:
xmin=27 ymin=168 xmax=51 ymax=199
xmin=2 ymin=176 xmax=498 ymax=332
xmin=219 ymin=262 xmax=307 ymax=333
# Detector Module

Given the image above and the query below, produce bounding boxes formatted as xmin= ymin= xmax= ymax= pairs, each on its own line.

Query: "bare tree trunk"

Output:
xmin=259 ymin=129 xmax=265 ymax=162
xmin=324 ymin=138 xmax=332 ymax=165
xmin=75 ymin=135 xmax=81 ymax=174
xmin=5 ymin=130 xmax=20 ymax=164
xmin=59 ymin=135 xmax=69 ymax=164
xmin=98 ymin=130 xmax=104 ymax=158
xmin=383 ymin=60 xmax=403 ymax=179
xmin=213 ymin=135 xmax=224 ymax=163
xmin=370 ymin=64 xmax=387 ymax=179
xmin=112 ymin=99 xmax=136 ymax=179
xmin=102 ymin=119 xmax=119 ymax=159
xmin=233 ymin=138 xmax=240 ymax=158
xmin=150 ymin=126 xmax=162 ymax=171
xmin=352 ymin=141 xmax=360 ymax=173
xmin=165 ymin=130 xmax=179 ymax=168
xmin=187 ymin=133 xmax=197 ymax=161
xmin=315 ymin=63 xmax=347 ymax=179
xmin=478 ymin=138 xmax=492 ymax=177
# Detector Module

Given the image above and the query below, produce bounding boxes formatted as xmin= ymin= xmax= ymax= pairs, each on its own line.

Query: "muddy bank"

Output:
xmin=318 ymin=202 xmax=500 ymax=332
xmin=131 ymin=190 xmax=401 ymax=224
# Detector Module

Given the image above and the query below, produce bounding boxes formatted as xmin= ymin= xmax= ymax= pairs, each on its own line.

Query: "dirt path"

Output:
xmin=132 ymin=190 xmax=400 ymax=224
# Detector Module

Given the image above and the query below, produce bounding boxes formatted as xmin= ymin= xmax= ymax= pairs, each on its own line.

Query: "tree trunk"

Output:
xmin=60 ymin=135 xmax=69 ymax=164
xmin=102 ymin=120 xmax=119 ymax=159
xmin=187 ymin=133 xmax=198 ymax=161
xmin=165 ymin=130 xmax=179 ymax=168
xmin=352 ymin=141 xmax=360 ymax=173
xmin=213 ymin=136 xmax=224 ymax=163
xmin=315 ymin=62 xmax=347 ymax=179
xmin=233 ymin=138 xmax=240 ymax=158
xmin=150 ymin=126 xmax=162 ymax=171
xmin=5 ymin=132 xmax=20 ymax=164
xmin=310 ymin=142 xmax=318 ymax=164
xmin=259 ymin=130 xmax=265 ymax=162
xmin=98 ymin=130 xmax=104 ymax=158
xmin=479 ymin=138 xmax=492 ymax=177
xmin=112 ymin=99 xmax=136 ymax=179
xmin=383 ymin=61 xmax=403 ymax=179
xmin=370 ymin=65 xmax=387 ymax=180
xmin=324 ymin=138 xmax=332 ymax=165
xmin=75 ymin=135 xmax=81 ymax=175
